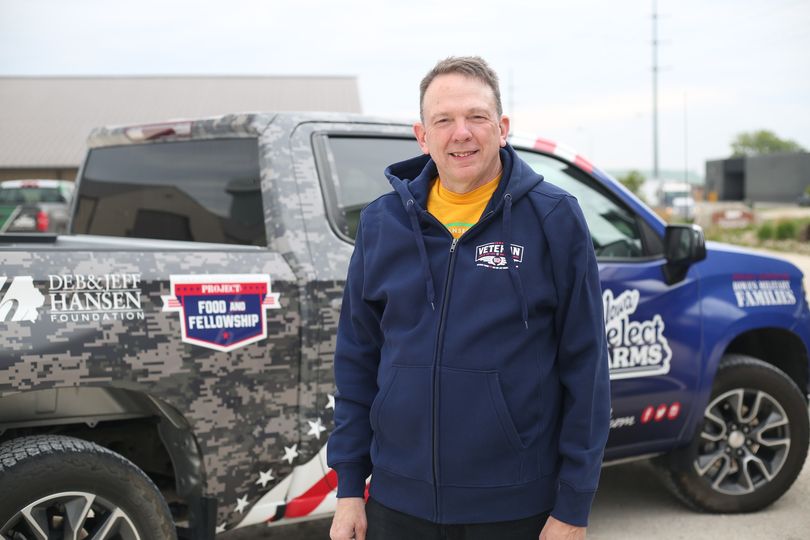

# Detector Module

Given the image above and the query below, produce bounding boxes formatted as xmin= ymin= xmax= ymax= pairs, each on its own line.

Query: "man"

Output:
xmin=328 ymin=56 xmax=610 ymax=540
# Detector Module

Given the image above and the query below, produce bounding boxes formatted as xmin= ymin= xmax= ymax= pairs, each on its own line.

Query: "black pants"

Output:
xmin=366 ymin=498 xmax=550 ymax=540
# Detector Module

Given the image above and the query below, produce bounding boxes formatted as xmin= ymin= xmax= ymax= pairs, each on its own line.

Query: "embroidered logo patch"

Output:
xmin=474 ymin=242 xmax=524 ymax=270
xmin=162 ymin=274 xmax=280 ymax=352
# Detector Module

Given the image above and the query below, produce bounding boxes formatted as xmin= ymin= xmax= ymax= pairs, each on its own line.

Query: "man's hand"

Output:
xmin=539 ymin=515 xmax=586 ymax=540
xmin=330 ymin=497 xmax=367 ymax=540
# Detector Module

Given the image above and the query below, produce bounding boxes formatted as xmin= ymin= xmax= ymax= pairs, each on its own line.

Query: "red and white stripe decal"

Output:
xmin=533 ymin=137 xmax=557 ymax=154
xmin=573 ymin=154 xmax=594 ymax=174
xmin=235 ymin=443 xmax=368 ymax=530
xmin=511 ymin=134 xmax=594 ymax=174
xmin=234 ymin=445 xmax=373 ymax=531
xmin=283 ymin=469 xmax=338 ymax=518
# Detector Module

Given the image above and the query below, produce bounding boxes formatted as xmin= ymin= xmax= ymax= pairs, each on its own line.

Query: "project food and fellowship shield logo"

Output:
xmin=162 ymin=274 xmax=280 ymax=352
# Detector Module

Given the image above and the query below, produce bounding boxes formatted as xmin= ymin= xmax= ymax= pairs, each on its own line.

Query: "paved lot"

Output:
xmin=588 ymin=456 xmax=809 ymax=540
xmin=224 ymin=450 xmax=810 ymax=539
xmin=225 ymin=246 xmax=810 ymax=539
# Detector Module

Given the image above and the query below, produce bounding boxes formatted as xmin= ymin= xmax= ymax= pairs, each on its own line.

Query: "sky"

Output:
xmin=1 ymin=0 xmax=808 ymax=178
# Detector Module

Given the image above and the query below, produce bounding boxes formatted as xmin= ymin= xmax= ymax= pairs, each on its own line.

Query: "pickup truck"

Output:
xmin=0 ymin=179 xmax=74 ymax=233
xmin=1 ymin=112 xmax=808 ymax=538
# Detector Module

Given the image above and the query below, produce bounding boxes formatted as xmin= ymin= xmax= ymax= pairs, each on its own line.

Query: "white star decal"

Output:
xmin=235 ymin=495 xmax=249 ymax=514
xmin=256 ymin=468 xmax=275 ymax=488
xmin=326 ymin=394 xmax=335 ymax=410
xmin=283 ymin=444 xmax=299 ymax=464
xmin=215 ymin=523 xmax=227 ymax=533
xmin=307 ymin=418 xmax=327 ymax=439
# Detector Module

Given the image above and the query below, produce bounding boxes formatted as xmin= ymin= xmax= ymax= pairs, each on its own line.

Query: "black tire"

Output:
xmin=660 ymin=354 xmax=810 ymax=512
xmin=0 ymin=434 xmax=176 ymax=539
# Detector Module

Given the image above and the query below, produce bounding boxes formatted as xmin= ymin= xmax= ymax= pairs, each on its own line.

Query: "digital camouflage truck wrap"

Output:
xmin=1 ymin=113 xmax=808 ymax=539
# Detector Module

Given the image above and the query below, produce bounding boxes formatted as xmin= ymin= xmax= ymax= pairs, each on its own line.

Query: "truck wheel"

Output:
xmin=662 ymin=354 xmax=810 ymax=512
xmin=0 ymin=434 xmax=176 ymax=539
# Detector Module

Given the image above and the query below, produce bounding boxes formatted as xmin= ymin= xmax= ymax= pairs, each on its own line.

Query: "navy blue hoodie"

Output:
xmin=327 ymin=145 xmax=610 ymax=527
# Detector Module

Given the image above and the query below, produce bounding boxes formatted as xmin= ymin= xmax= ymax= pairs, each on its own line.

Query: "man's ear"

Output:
xmin=499 ymin=115 xmax=510 ymax=147
xmin=413 ymin=122 xmax=430 ymax=155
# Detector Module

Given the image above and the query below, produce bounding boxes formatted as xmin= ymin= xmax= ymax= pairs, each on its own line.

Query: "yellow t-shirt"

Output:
xmin=427 ymin=175 xmax=501 ymax=238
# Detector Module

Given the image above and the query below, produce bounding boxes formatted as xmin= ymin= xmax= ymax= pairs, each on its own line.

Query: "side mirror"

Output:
xmin=663 ymin=224 xmax=706 ymax=284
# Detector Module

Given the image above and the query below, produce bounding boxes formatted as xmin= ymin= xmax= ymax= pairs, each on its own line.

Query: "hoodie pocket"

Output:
xmin=439 ymin=367 xmax=528 ymax=486
xmin=370 ymin=364 xmax=433 ymax=482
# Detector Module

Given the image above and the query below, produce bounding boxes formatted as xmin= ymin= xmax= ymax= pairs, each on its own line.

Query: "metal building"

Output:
xmin=0 ymin=76 xmax=362 ymax=181
xmin=706 ymin=152 xmax=810 ymax=203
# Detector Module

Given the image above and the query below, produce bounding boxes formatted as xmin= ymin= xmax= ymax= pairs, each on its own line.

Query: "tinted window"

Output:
xmin=320 ymin=136 xmax=421 ymax=240
xmin=0 ymin=187 xmax=67 ymax=204
xmin=74 ymin=139 xmax=265 ymax=246
xmin=516 ymin=150 xmax=648 ymax=259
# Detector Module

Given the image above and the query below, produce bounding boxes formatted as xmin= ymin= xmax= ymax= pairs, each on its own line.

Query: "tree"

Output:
xmin=731 ymin=130 xmax=805 ymax=157
xmin=617 ymin=170 xmax=644 ymax=196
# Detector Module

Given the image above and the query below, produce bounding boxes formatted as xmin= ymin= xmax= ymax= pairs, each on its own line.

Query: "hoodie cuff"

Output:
xmin=550 ymin=482 xmax=596 ymax=527
xmin=334 ymin=462 xmax=369 ymax=498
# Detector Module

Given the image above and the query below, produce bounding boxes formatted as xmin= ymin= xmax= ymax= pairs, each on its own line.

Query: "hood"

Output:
xmin=705 ymin=241 xmax=805 ymax=280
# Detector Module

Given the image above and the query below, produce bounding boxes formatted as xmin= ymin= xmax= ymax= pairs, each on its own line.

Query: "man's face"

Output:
xmin=414 ymin=73 xmax=509 ymax=193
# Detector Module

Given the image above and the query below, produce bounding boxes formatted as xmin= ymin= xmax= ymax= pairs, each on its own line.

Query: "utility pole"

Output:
xmin=652 ymin=0 xmax=660 ymax=179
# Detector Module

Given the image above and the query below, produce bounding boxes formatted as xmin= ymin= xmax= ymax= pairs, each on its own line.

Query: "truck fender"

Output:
xmin=681 ymin=312 xmax=809 ymax=445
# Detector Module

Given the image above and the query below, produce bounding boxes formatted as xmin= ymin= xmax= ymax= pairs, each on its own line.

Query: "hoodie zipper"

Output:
xmin=426 ymin=209 xmax=497 ymax=521
xmin=430 ymin=235 xmax=458 ymax=521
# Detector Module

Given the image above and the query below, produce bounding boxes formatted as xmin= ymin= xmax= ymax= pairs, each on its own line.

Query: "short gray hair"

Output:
xmin=419 ymin=56 xmax=503 ymax=121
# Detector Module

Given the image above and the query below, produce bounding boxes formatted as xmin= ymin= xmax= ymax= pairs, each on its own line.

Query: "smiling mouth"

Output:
xmin=450 ymin=150 xmax=478 ymax=157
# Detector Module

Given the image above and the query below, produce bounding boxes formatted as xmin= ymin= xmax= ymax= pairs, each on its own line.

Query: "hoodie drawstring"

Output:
xmin=502 ymin=194 xmax=529 ymax=329
xmin=406 ymin=199 xmax=436 ymax=310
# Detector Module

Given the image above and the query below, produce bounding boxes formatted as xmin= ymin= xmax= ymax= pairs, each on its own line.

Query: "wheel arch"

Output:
xmin=683 ymin=324 xmax=809 ymax=447
xmin=0 ymin=386 xmax=206 ymax=507
xmin=724 ymin=327 xmax=809 ymax=402
xmin=702 ymin=324 xmax=809 ymax=405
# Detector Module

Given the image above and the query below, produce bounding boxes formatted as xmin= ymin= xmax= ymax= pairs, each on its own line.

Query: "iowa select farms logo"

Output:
xmin=162 ymin=274 xmax=280 ymax=352
xmin=603 ymin=289 xmax=672 ymax=380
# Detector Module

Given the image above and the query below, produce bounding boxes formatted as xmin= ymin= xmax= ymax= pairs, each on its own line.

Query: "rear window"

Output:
xmin=73 ymin=138 xmax=266 ymax=246
xmin=0 ymin=187 xmax=67 ymax=204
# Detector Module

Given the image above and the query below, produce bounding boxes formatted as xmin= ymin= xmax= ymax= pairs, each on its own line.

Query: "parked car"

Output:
xmin=0 ymin=114 xmax=808 ymax=538
xmin=0 ymin=179 xmax=74 ymax=233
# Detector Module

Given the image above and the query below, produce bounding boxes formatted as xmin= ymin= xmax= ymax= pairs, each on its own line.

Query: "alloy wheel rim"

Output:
xmin=694 ymin=388 xmax=791 ymax=495
xmin=0 ymin=491 xmax=140 ymax=540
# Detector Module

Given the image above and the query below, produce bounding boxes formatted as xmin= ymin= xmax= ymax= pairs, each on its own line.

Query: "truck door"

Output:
xmin=515 ymin=149 xmax=702 ymax=460
xmin=274 ymin=120 xmax=419 ymax=516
